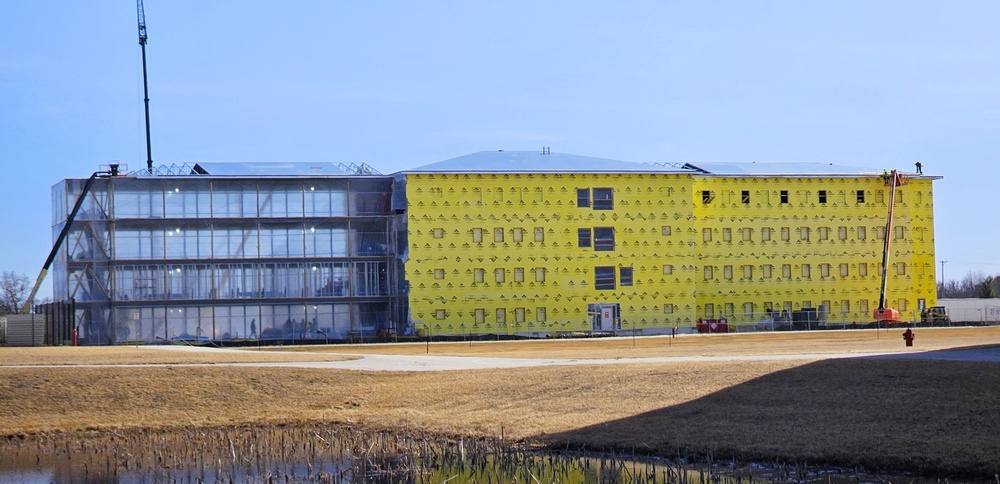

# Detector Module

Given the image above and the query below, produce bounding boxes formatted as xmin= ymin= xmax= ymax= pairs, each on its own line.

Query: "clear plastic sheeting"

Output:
xmin=51 ymin=175 xmax=402 ymax=345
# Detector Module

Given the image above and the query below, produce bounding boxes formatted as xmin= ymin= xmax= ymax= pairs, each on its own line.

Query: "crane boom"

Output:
xmin=873 ymin=170 xmax=905 ymax=323
xmin=137 ymin=0 xmax=153 ymax=173
xmin=21 ymin=167 xmax=118 ymax=313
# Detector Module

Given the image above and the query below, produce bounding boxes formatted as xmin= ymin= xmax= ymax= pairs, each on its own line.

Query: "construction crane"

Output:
xmin=137 ymin=0 xmax=153 ymax=173
xmin=873 ymin=169 xmax=906 ymax=325
xmin=21 ymin=165 xmax=121 ymax=314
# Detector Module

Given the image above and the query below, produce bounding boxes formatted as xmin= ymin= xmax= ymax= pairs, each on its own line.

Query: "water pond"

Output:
xmin=0 ymin=425 xmax=967 ymax=483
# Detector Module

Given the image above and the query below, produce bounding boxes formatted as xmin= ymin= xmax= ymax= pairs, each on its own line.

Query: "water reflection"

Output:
xmin=0 ymin=425 xmax=960 ymax=483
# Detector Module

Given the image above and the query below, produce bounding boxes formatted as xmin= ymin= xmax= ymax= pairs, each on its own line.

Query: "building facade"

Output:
xmin=51 ymin=163 xmax=404 ymax=345
xmin=51 ymin=152 xmax=939 ymax=343
xmin=401 ymin=151 xmax=939 ymax=336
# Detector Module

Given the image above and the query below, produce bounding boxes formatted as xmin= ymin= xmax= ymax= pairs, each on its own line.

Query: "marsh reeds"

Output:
xmin=0 ymin=424 xmax=808 ymax=483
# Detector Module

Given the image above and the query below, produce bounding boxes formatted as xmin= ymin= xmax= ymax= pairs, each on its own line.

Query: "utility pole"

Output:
xmin=137 ymin=0 xmax=153 ymax=173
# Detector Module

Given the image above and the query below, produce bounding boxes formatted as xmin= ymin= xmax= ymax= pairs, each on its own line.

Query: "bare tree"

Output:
xmin=0 ymin=271 xmax=31 ymax=315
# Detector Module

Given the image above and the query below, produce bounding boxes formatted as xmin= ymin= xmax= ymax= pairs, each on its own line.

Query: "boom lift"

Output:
xmin=873 ymin=170 xmax=906 ymax=325
xmin=20 ymin=165 xmax=121 ymax=314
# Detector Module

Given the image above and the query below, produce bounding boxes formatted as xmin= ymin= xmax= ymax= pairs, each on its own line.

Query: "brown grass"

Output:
xmin=1 ymin=327 xmax=999 ymax=476
xmin=277 ymin=326 xmax=1000 ymax=359
xmin=0 ymin=346 xmax=355 ymax=366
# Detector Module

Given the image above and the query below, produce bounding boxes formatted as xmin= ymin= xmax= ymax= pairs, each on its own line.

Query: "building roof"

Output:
xmin=192 ymin=162 xmax=350 ymax=176
xmin=684 ymin=161 xmax=883 ymax=176
xmin=402 ymin=151 xmax=936 ymax=178
xmin=402 ymin=151 xmax=692 ymax=174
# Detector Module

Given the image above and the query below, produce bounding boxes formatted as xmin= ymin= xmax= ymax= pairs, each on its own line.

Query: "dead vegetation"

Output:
xmin=1 ymin=327 xmax=999 ymax=477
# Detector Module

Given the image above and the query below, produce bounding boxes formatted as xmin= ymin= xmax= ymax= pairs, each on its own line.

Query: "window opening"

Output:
xmin=594 ymin=266 xmax=616 ymax=290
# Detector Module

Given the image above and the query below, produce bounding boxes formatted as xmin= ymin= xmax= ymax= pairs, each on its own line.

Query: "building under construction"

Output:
xmin=49 ymin=152 xmax=940 ymax=344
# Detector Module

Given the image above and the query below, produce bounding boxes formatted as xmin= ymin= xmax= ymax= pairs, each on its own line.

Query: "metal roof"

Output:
xmin=685 ymin=161 xmax=883 ymax=176
xmin=403 ymin=151 xmax=694 ymax=174
xmin=193 ymin=162 xmax=349 ymax=176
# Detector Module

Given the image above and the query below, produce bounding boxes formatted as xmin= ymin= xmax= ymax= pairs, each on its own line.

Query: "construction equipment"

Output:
xmin=137 ymin=0 xmax=153 ymax=173
xmin=873 ymin=170 xmax=906 ymax=325
xmin=20 ymin=165 xmax=120 ymax=314
xmin=921 ymin=306 xmax=951 ymax=325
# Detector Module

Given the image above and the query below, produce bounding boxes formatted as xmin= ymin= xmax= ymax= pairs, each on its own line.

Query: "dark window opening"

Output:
xmin=620 ymin=267 xmax=633 ymax=286
xmin=576 ymin=188 xmax=590 ymax=208
xmin=856 ymin=190 xmax=865 ymax=203
xmin=741 ymin=190 xmax=750 ymax=204
xmin=780 ymin=190 xmax=789 ymax=204
xmin=818 ymin=190 xmax=827 ymax=204
xmin=595 ymin=266 xmax=616 ymax=290
xmin=594 ymin=227 xmax=615 ymax=251
xmin=592 ymin=188 xmax=614 ymax=210
xmin=702 ymin=190 xmax=712 ymax=203
xmin=578 ymin=228 xmax=592 ymax=247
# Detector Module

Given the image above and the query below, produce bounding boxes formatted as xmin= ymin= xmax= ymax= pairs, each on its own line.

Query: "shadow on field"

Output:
xmin=539 ymin=356 xmax=1000 ymax=478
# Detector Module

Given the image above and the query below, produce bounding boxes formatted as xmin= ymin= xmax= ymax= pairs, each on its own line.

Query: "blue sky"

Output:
xmin=2 ymin=1 xmax=999 ymax=299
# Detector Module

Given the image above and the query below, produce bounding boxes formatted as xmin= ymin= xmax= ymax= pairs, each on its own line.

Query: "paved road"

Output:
xmin=137 ymin=345 xmax=1000 ymax=372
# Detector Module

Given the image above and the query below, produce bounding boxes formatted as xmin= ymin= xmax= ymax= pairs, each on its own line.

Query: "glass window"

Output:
xmin=593 ymin=227 xmax=615 ymax=251
xmin=859 ymin=263 xmax=868 ymax=277
xmin=781 ymin=227 xmax=790 ymax=241
xmin=515 ymin=308 xmax=526 ymax=323
xmin=475 ymin=309 xmax=485 ymax=324
xmin=761 ymin=227 xmax=771 ymax=242
xmin=494 ymin=228 xmax=504 ymax=243
xmin=592 ymin=188 xmax=614 ymax=210
xmin=534 ymin=227 xmax=544 ymax=242
xmin=536 ymin=307 xmax=546 ymax=322
xmin=802 ymin=264 xmax=811 ymax=278
xmin=473 ymin=228 xmax=483 ymax=243
xmin=495 ymin=268 xmax=505 ymax=283
xmin=856 ymin=190 xmax=865 ymax=203
xmin=763 ymin=265 xmax=772 ymax=278
xmin=496 ymin=308 xmax=506 ymax=324
xmin=818 ymin=190 xmax=827 ymax=204
xmin=434 ymin=269 xmax=445 ymax=279
xmin=661 ymin=226 xmax=671 ymax=236
xmin=703 ymin=228 xmax=712 ymax=242
xmin=595 ymin=266 xmax=616 ymax=290
xmin=704 ymin=266 xmax=714 ymax=280
xmin=620 ymin=267 xmax=633 ymax=286
xmin=780 ymin=190 xmax=789 ymax=204
xmin=723 ymin=228 xmax=732 ymax=242
xmin=782 ymin=264 xmax=791 ymax=278
xmin=432 ymin=228 xmax=444 ymax=239
xmin=514 ymin=267 xmax=524 ymax=282
xmin=535 ymin=267 xmax=546 ymax=282
xmin=576 ymin=188 xmax=590 ymax=207
xmin=743 ymin=265 xmax=753 ymax=279
xmin=512 ymin=228 xmax=524 ymax=243
xmin=578 ymin=228 xmax=592 ymax=248
xmin=839 ymin=226 xmax=848 ymax=240
xmin=663 ymin=265 xmax=673 ymax=275
xmin=723 ymin=265 xmax=733 ymax=280
xmin=474 ymin=268 xmax=485 ymax=283
xmin=858 ymin=226 xmax=867 ymax=240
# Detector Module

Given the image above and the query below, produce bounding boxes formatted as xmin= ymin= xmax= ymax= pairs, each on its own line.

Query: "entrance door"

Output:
xmin=588 ymin=303 xmax=620 ymax=332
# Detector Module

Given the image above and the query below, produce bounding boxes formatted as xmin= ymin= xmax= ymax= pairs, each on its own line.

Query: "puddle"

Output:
xmin=0 ymin=425 xmax=982 ymax=483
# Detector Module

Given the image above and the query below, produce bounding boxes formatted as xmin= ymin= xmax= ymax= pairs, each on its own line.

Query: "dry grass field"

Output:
xmin=281 ymin=326 xmax=1000 ymax=359
xmin=1 ymin=327 xmax=999 ymax=477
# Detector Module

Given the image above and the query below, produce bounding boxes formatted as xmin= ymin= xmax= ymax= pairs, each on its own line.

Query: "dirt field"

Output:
xmin=1 ymin=327 xmax=998 ymax=477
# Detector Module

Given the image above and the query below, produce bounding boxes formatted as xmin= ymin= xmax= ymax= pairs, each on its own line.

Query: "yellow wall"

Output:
xmin=404 ymin=172 xmax=937 ymax=335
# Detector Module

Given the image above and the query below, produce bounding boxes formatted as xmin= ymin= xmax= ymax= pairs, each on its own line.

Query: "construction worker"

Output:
xmin=915 ymin=161 xmax=923 ymax=174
